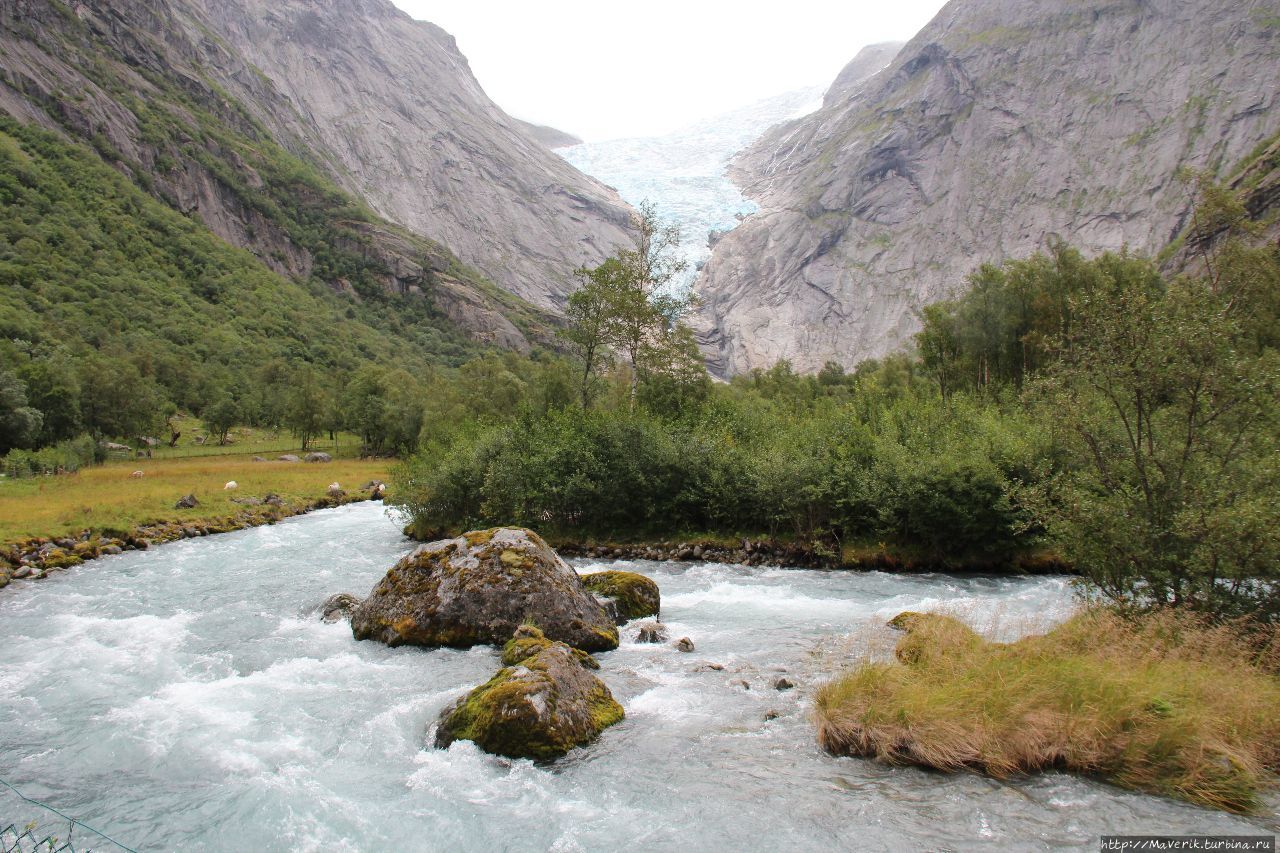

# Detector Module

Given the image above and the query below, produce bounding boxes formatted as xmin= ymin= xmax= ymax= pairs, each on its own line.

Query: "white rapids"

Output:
xmin=1 ymin=502 xmax=1274 ymax=850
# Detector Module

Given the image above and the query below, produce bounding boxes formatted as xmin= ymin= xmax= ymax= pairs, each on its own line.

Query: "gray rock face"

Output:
xmin=515 ymin=120 xmax=584 ymax=150
xmin=350 ymin=528 xmax=620 ymax=651
xmin=823 ymin=42 xmax=906 ymax=108
xmin=201 ymin=0 xmax=634 ymax=311
xmin=695 ymin=1 xmax=1280 ymax=376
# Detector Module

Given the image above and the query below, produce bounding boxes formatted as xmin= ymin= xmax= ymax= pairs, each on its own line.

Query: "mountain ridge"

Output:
xmin=695 ymin=0 xmax=1280 ymax=377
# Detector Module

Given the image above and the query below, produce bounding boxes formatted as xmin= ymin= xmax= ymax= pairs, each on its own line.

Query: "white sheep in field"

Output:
xmin=130 ymin=470 xmax=145 ymax=479
xmin=224 ymin=480 xmax=238 ymax=490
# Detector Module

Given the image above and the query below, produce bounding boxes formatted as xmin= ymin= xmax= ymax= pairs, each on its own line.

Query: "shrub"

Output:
xmin=2 ymin=434 xmax=99 ymax=478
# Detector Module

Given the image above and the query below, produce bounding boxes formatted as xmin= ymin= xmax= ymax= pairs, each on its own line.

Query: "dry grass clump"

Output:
xmin=815 ymin=608 xmax=1280 ymax=813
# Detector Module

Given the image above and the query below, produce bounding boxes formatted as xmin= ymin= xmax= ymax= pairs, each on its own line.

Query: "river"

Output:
xmin=0 ymin=503 xmax=1274 ymax=851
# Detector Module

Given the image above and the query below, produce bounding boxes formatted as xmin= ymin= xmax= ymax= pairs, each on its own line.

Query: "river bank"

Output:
xmin=0 ymin=455 xmax=391 ymax=587
xmin=550 ymin=536 xmax=1073 ymax=575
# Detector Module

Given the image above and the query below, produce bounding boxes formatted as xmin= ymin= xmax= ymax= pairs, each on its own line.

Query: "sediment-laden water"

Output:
xmin=1 ymin=503 xmax=1274 ymax=850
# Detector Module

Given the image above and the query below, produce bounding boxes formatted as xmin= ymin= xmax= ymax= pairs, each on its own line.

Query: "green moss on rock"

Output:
xmin=436 ymin=640 xmax=623 ymax=760
xmin=501 ymin=625 xmax=599 ymax=669
xmin=579 ymin=570 xmax=660 ymax=623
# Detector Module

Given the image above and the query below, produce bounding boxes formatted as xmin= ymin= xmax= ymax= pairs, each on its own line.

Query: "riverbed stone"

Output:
xmin=674 ymin=637 xmax=695 ymax=653
xmin=434 ymin=639 xmax=623 ymax=760
xmin=633 ymin=621 xmax=668 ymax=644
xmin=351 ymin=528 xmax=619 ymax=652
xmin=318 ymin=593 xmax=363 ymax=623
xmin=579 ymin=570 xmax=660 ymax=624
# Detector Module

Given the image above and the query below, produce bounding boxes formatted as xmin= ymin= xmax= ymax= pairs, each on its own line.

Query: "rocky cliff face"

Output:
xmin=201 ymin=0 xmax=633 ymax=312
xmin=0 ymin=0 xmax=561 ymax=350
xmin=515 ymin=120 xmax=584 ymax=150
xmin=823 ymin=42 xmax=906 ymax=108
xmin=695 ymin=0 xmax=1280 ymax=376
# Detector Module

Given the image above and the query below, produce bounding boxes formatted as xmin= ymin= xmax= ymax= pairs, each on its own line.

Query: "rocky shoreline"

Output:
xmin=552 ymin=538 xmax=1072 ymax=575
xmin=0 ymin=487 xmax=385 ymax=589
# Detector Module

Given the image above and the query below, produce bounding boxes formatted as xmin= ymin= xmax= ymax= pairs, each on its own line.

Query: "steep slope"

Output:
xmin=695 ymin=0 xmax=1280 ymax=376
xmin=201 ymin=0 xmax=634 ymax=312
xmin=516 ymin=120 xmax=583 ymax=150
xmin=824 ymin=42 xmax=906 ymax=108
xmin=0 ymin=115 xmax=476 ymax=405
xmin=0 ymin=0 xmax=549 ymax=352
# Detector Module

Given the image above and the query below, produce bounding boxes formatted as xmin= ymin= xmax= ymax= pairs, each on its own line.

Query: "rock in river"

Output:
xmin=350 ymin=528 xmax=619 ymax=652
xmin=579 ymin=570 xmax=660 ymax=624
xmin=435 ymin=633 xmax=624 ymax=760
xmin=317 ymin=593 xmax=362 ymax=623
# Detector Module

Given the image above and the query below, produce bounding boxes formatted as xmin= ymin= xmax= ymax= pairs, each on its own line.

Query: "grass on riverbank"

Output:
xmin=0 ymin=456 xmax=393 ymax=542
xmin=815 ymin=609 xmax=1280 ymax=813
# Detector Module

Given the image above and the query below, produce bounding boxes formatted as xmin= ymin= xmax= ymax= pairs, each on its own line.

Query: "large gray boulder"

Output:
xmin=350 ymin=528 xmax=619 ymax=652
xmin=434 ymin=631 xmax=623 ymax=760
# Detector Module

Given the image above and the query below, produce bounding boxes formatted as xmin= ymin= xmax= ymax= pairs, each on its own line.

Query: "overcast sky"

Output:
xmin=390 ymin=1 xmax=949 ymax=141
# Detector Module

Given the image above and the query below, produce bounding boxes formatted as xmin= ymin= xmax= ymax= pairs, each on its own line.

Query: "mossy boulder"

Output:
xmin=351 ymin=528 xmax=619 ymax=652
xmin=579 ymin=570 xmax=660 ymax=624
xmin=501 ymin=625 xmax=599 ymax=669
xmin=435 ymin=638 xmax=623 ymax=760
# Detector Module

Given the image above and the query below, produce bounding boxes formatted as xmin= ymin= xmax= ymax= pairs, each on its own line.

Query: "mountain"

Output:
xmin=515 ymin=120 xmax=584 ymax=149
xmin=824 ymin=42 xmax=906 ymax=108
xmin=694 ymin=0 xmax=1280 ymax=377
xmin=200 ymin=0 xmax=633 ymax=312
xmin=0 ymin=0 xmax=582 ymax=356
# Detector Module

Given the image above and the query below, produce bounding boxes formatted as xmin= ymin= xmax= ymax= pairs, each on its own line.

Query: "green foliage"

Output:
xmin=0 ymin=367 xmax=43 ymax=454
xmin=0 ymin=116 xmax=486 ymax=444
xmin=1024 ymin=249 xmax=1280 ymax=619
xmin=393 ymin=363 xmax=1045 ymax=563
xmin=565 ymin=201 xmax=701 ymax=407
xmin=916 ymin=244 xmax=1162 ymax=394
xmin=2 ymin=434 xmax=99 ymax=478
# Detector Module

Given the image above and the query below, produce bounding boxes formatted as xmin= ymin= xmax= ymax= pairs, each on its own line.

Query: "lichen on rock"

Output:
xmin=350 ymin=527 xmax=619 ymax=651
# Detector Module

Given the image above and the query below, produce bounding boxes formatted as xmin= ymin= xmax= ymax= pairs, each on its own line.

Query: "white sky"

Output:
xmin=390 ymin=1 xmax=949 ymax=141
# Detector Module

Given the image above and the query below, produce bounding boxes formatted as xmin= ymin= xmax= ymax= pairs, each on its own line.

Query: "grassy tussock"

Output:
xmin=815 ymin=609 xmax=1280 ymax=813
xmin=0 ymin=456 xmax=392 ymax=541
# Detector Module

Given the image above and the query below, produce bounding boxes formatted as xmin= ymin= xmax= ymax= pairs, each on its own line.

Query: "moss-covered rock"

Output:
xmin=435 ymin=639 xmax=624 ymax=760
xmin=351 ymin=527 xmax=619 ymax=652
xmin=579 ymin=570 xmax=660 ymax=624
xmin=501 ymin=625 xmax=599 ymax=669
xmin=41 ymin=549 xmax=83 ymax=570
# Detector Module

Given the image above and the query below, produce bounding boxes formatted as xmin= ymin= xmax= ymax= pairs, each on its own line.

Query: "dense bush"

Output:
xmin=395 ymin=379 xmax=1048 ymax=563
xmin=2 ymin=435 xmax=100 ymax=478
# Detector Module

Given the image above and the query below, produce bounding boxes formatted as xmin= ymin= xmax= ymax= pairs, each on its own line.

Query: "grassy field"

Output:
xmin=0 ymin=455 xmax=394 ymax=542
xmin=815 ymin=609 xmax=1280 ymax=813
xmin=114 ymin=414 xmax=364 ymax=462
